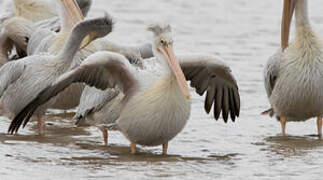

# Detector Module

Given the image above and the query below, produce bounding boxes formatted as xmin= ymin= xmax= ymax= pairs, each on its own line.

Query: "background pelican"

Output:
xmin=9 ymin=24 xmax=240 ymax=155
xmin=0 ymin=0 xmax=56 ymax=27
xmin=0 ymin=0 xmax=151 ymax=138
xmin=0 ymin=0 xmax=93 ymax=65
xmin=0 ymin=0 xmax=93 ymax=134
xmin=0 ymin=14 xmax=113 ymax=135
xmin=0 ymin=17 xmax=34 ymax=65
xmin=25 ymin=0 xmax=146 ymax=122
xmin=264 ymin=0 xmax=323 ymax=137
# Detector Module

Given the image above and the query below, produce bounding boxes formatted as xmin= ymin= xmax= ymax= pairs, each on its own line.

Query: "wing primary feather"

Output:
xmin=222 ymin=87 xmax=229 ymax=123
xmin=204 ymin=86 xmax=215 ymax=114
xmin=8 ymin=68 xmax=80 ymax=134
xmin=214 ymin=87 xmax=223 ymax=120
xmin=228 ymin=88 xmax=236 ymax=122
xmin=231 ymin=88 xmax=240 ymax=117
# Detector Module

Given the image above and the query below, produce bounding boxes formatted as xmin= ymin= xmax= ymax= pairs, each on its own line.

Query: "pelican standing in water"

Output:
xmin=9 ymin=24 xmax=240 ymax=155
xmin=2 ymin=0 xmax=149 ymax=136
xmin=0 ymin=14 xmax=113 ymax=135
xmin=264 ymin=0 xmax=323 ymax=136
xmin=0 ymin=0 xmax=96 ymax=134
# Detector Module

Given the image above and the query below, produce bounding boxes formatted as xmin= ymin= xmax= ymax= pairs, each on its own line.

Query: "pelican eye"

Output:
xmin=24 ymin=37 xmax=29 ymax=43
xmin=160 ymin=39 xmax=167 ymax=45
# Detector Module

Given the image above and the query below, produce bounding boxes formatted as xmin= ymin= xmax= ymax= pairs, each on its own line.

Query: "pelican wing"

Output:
xmin=0 ymin=61 xmax=26 ymax=97
xmin=8 ymin=51 xmax=138 ymax=134
xmin=262 ymin=50 xmax=282 ymax=116
xmin=178 ymin=54 xmax=240 ymax=122
xmin=264 ymin=50 xmax=281 ymax=98
xmin=73 ymin=86 xmax=119 ymax=126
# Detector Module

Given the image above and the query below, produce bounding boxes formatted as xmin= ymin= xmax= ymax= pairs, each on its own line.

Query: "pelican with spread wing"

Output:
xmin=9 ymin=24 xmax=240 ymax=155
xmin=0 ymin=15 xmax=112 ymax=135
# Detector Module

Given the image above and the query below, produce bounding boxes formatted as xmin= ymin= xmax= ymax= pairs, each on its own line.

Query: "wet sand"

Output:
xmin=1 ymin=0 xmax=323 ymax=179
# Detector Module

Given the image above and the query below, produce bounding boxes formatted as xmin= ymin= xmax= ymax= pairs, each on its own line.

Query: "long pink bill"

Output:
xmin=281 ymin=0 xmax=296 ymax=51
xmin=158 ymin=44 xmax=190 ymax=100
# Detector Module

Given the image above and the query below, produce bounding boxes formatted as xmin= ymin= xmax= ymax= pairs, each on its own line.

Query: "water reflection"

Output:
xmin=263 ymin=135 xmax=323 ymax=156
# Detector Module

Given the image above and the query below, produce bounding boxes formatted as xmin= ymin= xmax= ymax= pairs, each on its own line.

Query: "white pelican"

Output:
xmin=2 ymin=0 xmax=150 ymax=137
xmin=0 ymin=0 xmax=93 ymax=65
xmin=9 ymin=24 xmax=240 ymax=155
xmin=264 ymin=0 xmax=323 ymax=136
xmin=0 ymin=0 xmax=57 ymax=26
xmin=0 ymin=14 xmax=113 ymax=134
xmin=26 ymin=0 xmax=145 ymax=122
xmin=0 ymin=17 xmax=34 ymax=65
xmin=0 ymin=0 xmax=94 ymax=135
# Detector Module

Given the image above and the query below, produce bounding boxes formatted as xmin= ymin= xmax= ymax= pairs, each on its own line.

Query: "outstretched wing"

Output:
xmin=8 ymin=51 xmax=139 ymax=134
xmin=178 ymin=54 xmax=240 ymax=122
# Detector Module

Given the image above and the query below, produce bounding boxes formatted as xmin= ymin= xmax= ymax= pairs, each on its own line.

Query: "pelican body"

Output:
xmin=264 ymin=0 xmax=323 ymax=136
xmin=118 ymin=61 xmax=191 ymax=146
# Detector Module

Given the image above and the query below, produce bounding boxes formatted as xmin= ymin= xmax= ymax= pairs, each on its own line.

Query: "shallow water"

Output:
xmin=1 ymin=0 xmax=323 ymax=179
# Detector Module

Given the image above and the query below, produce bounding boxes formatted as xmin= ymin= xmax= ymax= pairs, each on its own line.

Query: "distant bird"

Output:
xmin=1 ymin=15 xmax=113 ymax=135
xmin=263 ymin=0 xmax=323 ymax=137
xmin=9 ymin=24 xmax=240 ymax=155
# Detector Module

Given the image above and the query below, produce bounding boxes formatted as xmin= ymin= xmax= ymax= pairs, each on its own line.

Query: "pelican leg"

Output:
xmin=162 ymin=142 xmax=168 ymax=155
xmin=280 ymin=116 xmax=286 ymax=136
xmin=99 ymin=128 xmax=108 ymax=146
xmin=130 ymin=142 xmax=137 ymax=154
xmin=317 ymin=116 xmax=322 ymax=138
xmin=37 ymin=115 xmax=45 ymax=135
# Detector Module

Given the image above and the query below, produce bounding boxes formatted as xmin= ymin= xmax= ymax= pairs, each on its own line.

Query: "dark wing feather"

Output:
xmin=178 ymin=54 xmax=240 ymax=122
xmin=8 ymin=52 xmax=138 ymax=134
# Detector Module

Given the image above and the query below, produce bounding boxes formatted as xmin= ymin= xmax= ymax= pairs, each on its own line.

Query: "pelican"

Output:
xmin=0 ymin=0 xmax=56 ymax=26
xmin=9 ymin=24 xmax=240 ymax=155
xmin=0 ymin=0 xmax=93 ymax=65
xmin=0 ymin=0 xmax=92 ymax=119
xmin=26 ymin=0 xmax=144 ymax=119
xmin=1 ymin=0 xmax=150 ymax=137
xmin=0 ymin=17 xmax=34 ymax=66
xmin=0 ymin=13 xmax=112 ymax=135
xmin=0 ymin=0 xmax=92 ymax=133
xmin=263 ymin=0 xmax=323 ymax=137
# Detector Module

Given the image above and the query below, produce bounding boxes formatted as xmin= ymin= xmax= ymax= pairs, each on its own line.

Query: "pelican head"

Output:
xmin=3 ymin=17 xmax=34 ymax=52
xmin=281 ymin=0 xmax=297 ymax=50
xmin=0 ymin=17 xmax=35 ymax=61
xmin=147 ymin=24 xmax=190 ymax=99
